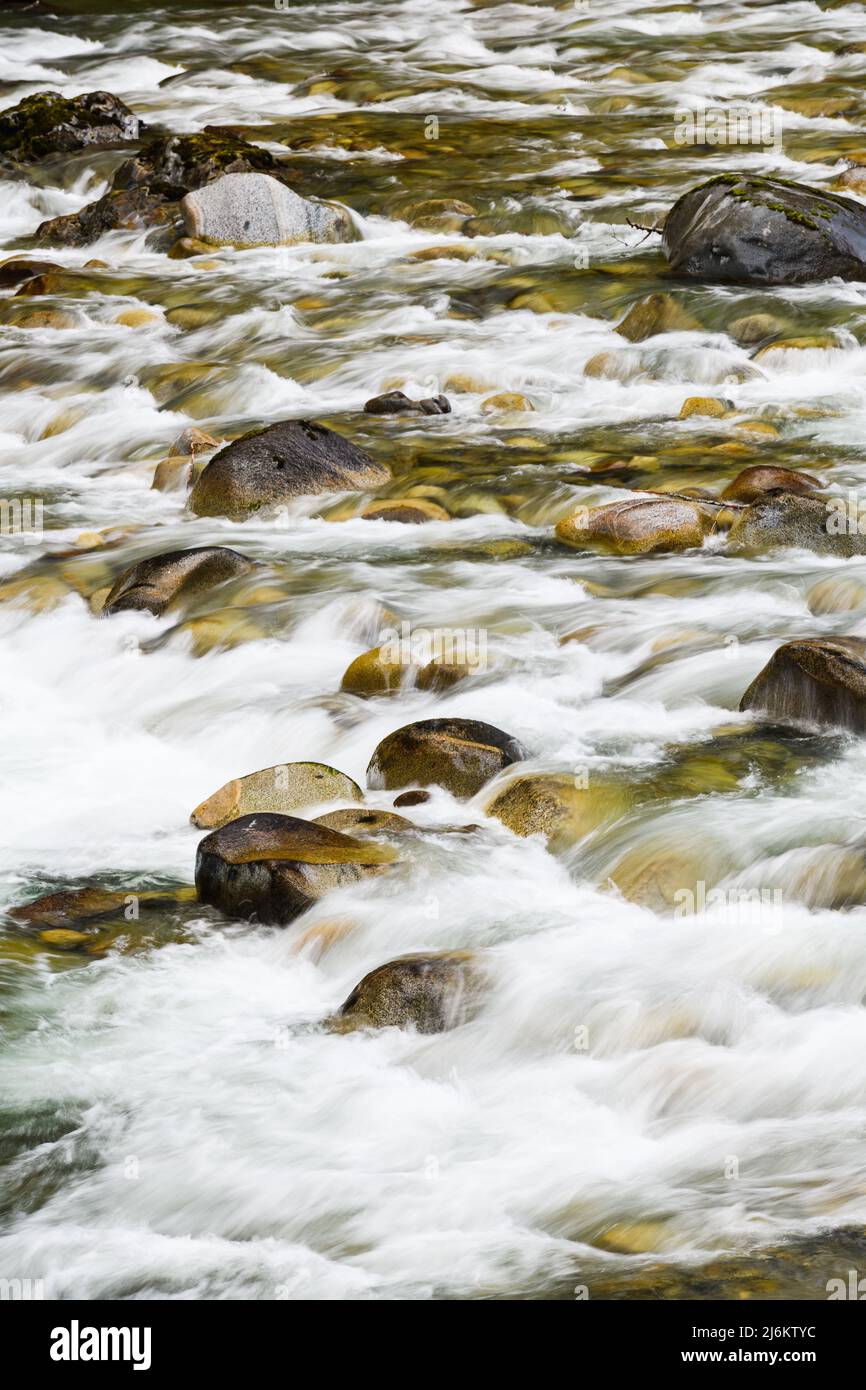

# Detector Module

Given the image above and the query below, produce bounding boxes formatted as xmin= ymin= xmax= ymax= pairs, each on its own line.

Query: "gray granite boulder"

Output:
xmin=180 ymin=172 xmax=355 ymax=248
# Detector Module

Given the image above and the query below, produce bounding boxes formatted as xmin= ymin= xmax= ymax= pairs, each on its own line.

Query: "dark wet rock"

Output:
xmin=181 ymin=172 xmax=354 ymax=248
xmin=393 ymin=789 xmax=431 ymax=808
xmin=103 ymin=546 xmax=255 ymax=617
xmin=37 ymin=187 xmax=177 ymax=247
xmin=663 ymin=174 xmax=866 ymax=286
xmin=0 ymin=89 xmax=140 ymax=162
xmin=367 ymin=717 xmax=526 ymax=797
xmin=727 ymin=492 xmax=866 ymax=556
xmin=720 ymin=465 xmax=822 ymax=504
xmin=363 ymin=390 xmax=451 ymax=416
xmin=740 ymin=638 xmax=866 ymax=733
xmin=328 ymin=950 xmax=480 ymax=1033
xmin=195 ymin=812 xmax=396 ymax=925
xmin=0 ymin=256 xmax=62 ymax=289
xmin=189 ymin=419 xmax=389 ymax=519
xmin=191 ymin=762 xmax=362 ymax=829
xmin=556 ymin=497 xmax=712 ymax=555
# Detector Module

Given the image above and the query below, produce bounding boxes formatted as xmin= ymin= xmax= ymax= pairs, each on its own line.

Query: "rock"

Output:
xmin=363 ymin=390 xmax=451 ymax=415
xmin=367 ymin=717 xmax=526 ymax=797
xmin=166 ymin=305 xmax=223 ymax=330
xmin=189 ymin=418 xmax=389 ymax=519
xmin=191 ymin=762 xmax=363 ymax=829
xmin=115 ymin=308 xmax=159 ymax=328
xmin=6 ymin=308 xmax=75 ymax=329
xmin=727 ymin=493 xmax=866 ymax=556
xmin=102 ymin=546 xmax=254 ymax=616
xmin=37 ymin=186 xmax=177 ymax=246
xmin=728 ymin=312 xmax=788 ymax=345
xmin=807 ymin=577 xmax=866 ymax=616
xmin=172 ymin=426 xmax=218 ymax=456
xmin=194 ymin=812 xmax=396 ymax=925
xmin=663 ymin=174 xmax=866 ymax=286
xmin=0 ymin=257 xmax=62 ymax=289
xmin=393 ymin=789 xmax=430 ymax=808
xmin=341 ymin=646 xmax=407 ymax=696
xmin=167 ymin=237 xmax=213 ymax=259
xmin=403 ymin=197 xmax=476 ymax=231
xmin=181 ymin=172 xmax=354 ymax=248
xmin=416 ymin=658 xmax=472 ymax=692
xmin=328 ymin=951 xmax=479 ymax=1033
xmin=616 ymin=292 xmax=701 ymax=342
xmin=485 ymin=773 xmax=632 ymax=852
xmin=159 ymin=609 xmax=266 ymax=657
xmin=555 ymin=497 xmax=712 ymax=556
xmin=0 ymin=90 xmax=140 ymax=161
xmin=361 ymin=498 xmax=450 ymax=524
xmin=9 ymin=884 xmax=192 ymax=930
xmin=481 ymin=392 xmax=534 ymax=413
xmin=740 ymin=638 xmax=866 ymax=733
xmin=679 ymin=396 xmax=729 ymax=419
xmin=720 ymin=465 xmax=822 ymax=504
xmin=313 ymin=808 xmax=412 ymax=834
xmin=112 ymin=128 xmax=279 ymax=198
xmin=151 ymin=456 xmax=201 ymax=493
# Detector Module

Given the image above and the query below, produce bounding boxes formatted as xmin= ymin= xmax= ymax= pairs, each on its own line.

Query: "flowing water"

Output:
xmin=2 ymin=0 xmax=866 ymax=1301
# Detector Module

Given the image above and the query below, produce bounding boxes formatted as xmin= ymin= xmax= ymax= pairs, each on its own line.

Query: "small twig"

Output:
xmin=625 ymin=217 xmax=662 ymax=244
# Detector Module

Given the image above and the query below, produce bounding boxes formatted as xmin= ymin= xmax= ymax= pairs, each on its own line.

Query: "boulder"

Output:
xmin=679 ymin=396 xmax=729 ymax=419
xmin=485 ymin=773 xmax=632 ymax=852
xmin=181 ymin=172 xmax=354 ymax=248
xmin=9 ymin=884 xmax=192 ymax=930
xmin=807 ymin=577 xmax=866 ymax=616
xmin=102 ymin=546 xmax=254 ymax=616
xmin=0 ymin=90 xmax=140 ymax=161
xmin=663 ymin=174 xmax=866 ymax=286
xmin=393 ymin=789 xmax=430 ymax=807
xmin=195 ymin=812 xmax=396 ymax=924
xmin=616 ymin=292 xmax=701 ymax=342
xmin=361 ymin=498 xmax=450 ymax=524
xmin=329 ymin=951 xmax=479 ymax=1033
xmin=727 ymin=493 xmax=866 ymax=556
xmin=0 ymin=257 xmax=62 ymax=289
xmin=37 ymin=187 xmax=177 ymax=246
xmin=556 ymin=497 xmax=712 ymax=555
xmin=363 ymin=390 xmax=451 ymax=415
xmin=367 ymin=717 xmax=526 ymax=797
xmin=720 ymin=465 xmax=822 ymax=504
xmin=313 ymin=808 xmax=412 ymax=834
xmin=191 ymin=762 xmax=362 ymax=829
xmin=341 ymin=646 xmax=407 ymax=696
xmin=740 ymin=638 xmax=866 ymax=733
xmin=189 ymin=418 xmax=389 ymax=519
xmin=112 ymin=129 xmax=279 ymax=198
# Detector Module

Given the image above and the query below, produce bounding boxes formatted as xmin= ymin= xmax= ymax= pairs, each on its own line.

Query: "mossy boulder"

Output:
xmin=0 ymin=89 xmax=140 ymax=162
xmin=740 ymin=638 xmax=866 ymax=733
xmin=727 ymin=493 xmax=866 ymax=556
xmin=195 ymin=813 xmax=396 ymax=924
xmin=103 ymin=546 xmax=254 ymax=617
xmin=328 ymin=951 xmax=480 ymax=1033
xmin=485 ymin=773 xmax=632 ymax=852
xmin=556 ymin=497 xmax=712 ymax=556
xmin=113 ymin=128 xmax=278 ymax=197
xmin=720 ymin=465 xmax=822 ymax=504
xmin=367 ymin=717 xmax=526 ymax=797
xmin=191 ymin=762 xmax=362 ymax=829
xmin=663 ymin=174 xmax=866 ymax=285
xmin=189 ymin=419 xmax=389 ymax=519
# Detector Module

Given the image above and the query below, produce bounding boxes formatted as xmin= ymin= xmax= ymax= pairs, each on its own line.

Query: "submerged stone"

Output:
xmin=556 ymin=497 xmax=712 ymax=556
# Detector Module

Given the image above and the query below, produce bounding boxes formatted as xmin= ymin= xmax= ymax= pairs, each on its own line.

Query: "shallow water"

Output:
xmin=2 ymin=0 xmax=866 ymax=1300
